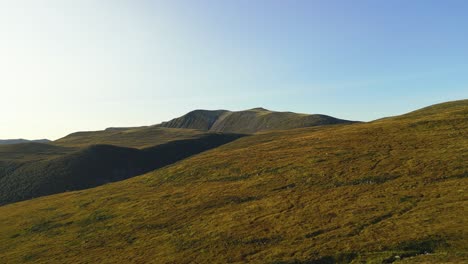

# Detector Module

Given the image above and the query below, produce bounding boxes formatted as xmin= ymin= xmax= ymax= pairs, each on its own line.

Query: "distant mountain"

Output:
xmin=0 ymin=139 xmax=51 ymax=145
xmin=158 ymin=110 xmax=230 ymax=130
xmin=54 ymin=108 xmax=356 ymax=148
xmin=156 ymin=107 xmax=357 ymax=134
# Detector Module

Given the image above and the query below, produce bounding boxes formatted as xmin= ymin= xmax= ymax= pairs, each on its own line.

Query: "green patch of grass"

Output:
xmin=243 ymin=236 xmax=283 ymax=245
xmin=316 ymin=253 xmax=358 ymax=264
xmin=380 ymin=237 xmax=449 ymax=263
xmin=77 ymin=200 xmax=94 ymax=208
xmin=140 ymin=223 xmax=171 ymax=230
xmin=22 ymin=252 xmax=40 ymax=262
xmin=225 ymin=196 xmax=261 ymax=204
xmin=347 ymin=174 xmax=400 ymax=185
xmin=77 ymin=210 xmax=115 ymax=227
xmin=272 ymin=183 xmax=296 ymax=191
xmin=38 ymin=207 xmax=57 ymax=211
xmin=9 ymin=233 xmax=21 ymax=238
xmin=212 ymin=175 xmax=251 ymax=182
xmin=228 ymin=235 xmax=283 ymax=246
xmin=394 ymin=237 xmax=447 ymax=254
xmin=28 ymin=220 xmax=64 ymax=233
xmin=272 ymin=252 xmax=357 ymax=264
xmin=304 ymin=230 xmax=326 ymax=238
xmin=399 ymin=195 xmax=415 ymax=203
xmin=173 ymin=238 xmax=202 ymax=251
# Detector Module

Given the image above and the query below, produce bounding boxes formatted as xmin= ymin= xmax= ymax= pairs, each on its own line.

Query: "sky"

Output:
xmin=1 ymin=0 xmax=467 ymax=140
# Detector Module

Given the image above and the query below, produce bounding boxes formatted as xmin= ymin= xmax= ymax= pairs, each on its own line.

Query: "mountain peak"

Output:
xmin=157 ymin=108 xmax=356 ymax=134
xmin=249 ymin=107 xmax=270 ymax=111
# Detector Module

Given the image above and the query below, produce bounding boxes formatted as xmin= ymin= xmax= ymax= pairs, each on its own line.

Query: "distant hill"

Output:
xmin=54 ymin=126 xmax=208 ymax=148
xmin=0 ymin=139 xmax=51 ymax=145
xmin=0 ymin=133 xmax=244 ymax=205
xmin=0 ymin=100 xmax=466 ymax=263
xmin=156 ymin=107 xmax=357 ymax=134
xmin=378 ymin=99 xmax=468 ymax=122
xmin=0 ymin=142 xmax=73 ymax=163
xmin=53 ymin=108 xmax=356 ymax=148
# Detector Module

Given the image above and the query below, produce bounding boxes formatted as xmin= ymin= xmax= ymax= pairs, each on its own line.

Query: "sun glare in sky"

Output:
xmin=1 ymin=0 xmax=467 ymax=139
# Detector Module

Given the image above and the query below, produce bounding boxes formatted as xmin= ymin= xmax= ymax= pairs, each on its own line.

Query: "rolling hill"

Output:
xmin=157 ymin=107 xmax=356 ymax=134
xmin=0 ymin=100 xmax=466 ymax=263
xmin=54 ymin=126 xmax=209 ymax=149
xmin=0 ymin=142 xmax=73 ymax=163
xmin=0 ymin=133 xmax=244 ymax=205
xmin=0 ymin=108 xmax=355 ymax=205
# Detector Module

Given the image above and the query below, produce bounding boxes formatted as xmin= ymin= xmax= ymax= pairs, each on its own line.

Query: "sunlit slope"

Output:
xmin=157 ymin=107 xmax=357 ymax=134
xmin=0 ymin=100 xmax=466 ymax=263
xmin=54 ymin=126 xmax=207 ymax=148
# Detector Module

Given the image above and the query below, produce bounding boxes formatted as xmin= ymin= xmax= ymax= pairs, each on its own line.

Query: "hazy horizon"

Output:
xmin=1 ymin=0 xmax=467 ymax=140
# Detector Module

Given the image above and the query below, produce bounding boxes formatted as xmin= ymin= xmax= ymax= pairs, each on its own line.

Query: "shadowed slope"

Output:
xmin=0 ymin=133 xmax=244 ymax=205
xmin=157 ymin=108 xmax=356 ymax=134
xmin=0 ymin=100 xmax=466 ymax=263
xmin=0 ymin=143 xmax=75 ymax=188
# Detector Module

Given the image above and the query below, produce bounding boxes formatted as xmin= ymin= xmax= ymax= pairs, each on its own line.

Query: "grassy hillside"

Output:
xmin=0 ymin=143 xmax=75 ymax=192
xmin=0 ymin=100 xmax=466 ymax=263
xmin=0 ymin=134 xmax=244 ymax=205
xmin=54 ymin=126 xmax=207 ymax=148
xmin=157 ymin=107 xmax=356 ymax=134
xmin=0 ymin=139 xmax=51 ymax=145
xmin=0 ymin=143 xmax=73 ymax=163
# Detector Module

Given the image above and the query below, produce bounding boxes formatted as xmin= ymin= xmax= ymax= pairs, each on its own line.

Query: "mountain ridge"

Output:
xmin=156 ymin=107 xmax=357 ymax=134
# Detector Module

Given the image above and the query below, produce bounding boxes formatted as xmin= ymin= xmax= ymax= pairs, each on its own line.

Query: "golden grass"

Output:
xmin=0 ymin=100 xmax=466 ymax=263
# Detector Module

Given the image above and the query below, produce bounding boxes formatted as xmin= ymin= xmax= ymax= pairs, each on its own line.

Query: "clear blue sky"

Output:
xmin=1 ymin=0 xmax=467 ymax=140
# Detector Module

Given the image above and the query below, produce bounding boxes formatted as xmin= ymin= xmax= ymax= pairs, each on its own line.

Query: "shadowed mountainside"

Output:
xmin=157 ymin=107 xmax=357 ymax=134
xmin=0 ymin=100 xmax=466 ymax=263
xmin=0 ymin=133 xmax=244 ymax=205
